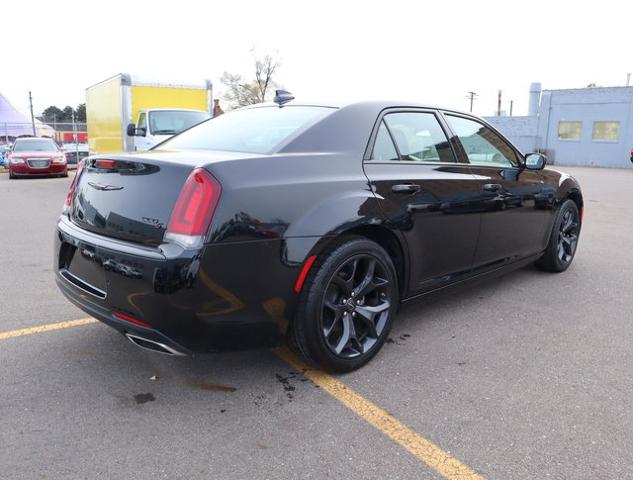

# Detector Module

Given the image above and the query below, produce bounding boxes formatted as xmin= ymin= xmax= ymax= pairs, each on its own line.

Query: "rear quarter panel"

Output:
xmin=206 ymin=153 xmax=382 ymax=265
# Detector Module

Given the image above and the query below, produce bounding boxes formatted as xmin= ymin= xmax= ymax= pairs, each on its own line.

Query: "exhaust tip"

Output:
xmin=125 ymin=333 xmax=186 ymax=356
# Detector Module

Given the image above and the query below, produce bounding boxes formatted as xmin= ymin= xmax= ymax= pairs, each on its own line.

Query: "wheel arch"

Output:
xmin=302 ymin=224 xmax=409 ymax=300
xmin=566 ymin=188 xmax=584 ymax=212
xmin=558 ymin=175 xmax=584 ymax=226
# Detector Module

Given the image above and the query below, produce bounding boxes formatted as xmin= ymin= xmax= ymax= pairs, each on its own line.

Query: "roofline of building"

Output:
xmin=543 ymin=85 xmax=633 ymax=93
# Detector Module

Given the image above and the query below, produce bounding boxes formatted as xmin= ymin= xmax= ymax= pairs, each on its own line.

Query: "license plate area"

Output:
xmin=59 ymin=242 xmax=107 ymax=299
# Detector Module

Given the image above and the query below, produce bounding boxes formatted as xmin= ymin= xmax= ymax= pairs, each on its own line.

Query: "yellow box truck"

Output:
xmin=86 ymin=74 xmax=213 ymax=154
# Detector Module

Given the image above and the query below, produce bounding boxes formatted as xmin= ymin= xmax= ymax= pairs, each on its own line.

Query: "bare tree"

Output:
xmin=221 ymin=51 xmax=281 ymax=108
xmin=220 ymin=72 xmax=260 ymax=107
xmin=253 ymin=54 xmax=279 ymax=103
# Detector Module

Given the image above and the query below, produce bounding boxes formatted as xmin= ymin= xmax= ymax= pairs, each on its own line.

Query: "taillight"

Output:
xmin=63 ymin=159 xmax=85 ymax=213
xmin=95 ymin=159 xmax=117 ymax=169
xmin=165 ymin=168 xmax=221 ymax=248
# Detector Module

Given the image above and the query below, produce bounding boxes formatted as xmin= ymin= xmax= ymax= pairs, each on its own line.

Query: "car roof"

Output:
xmin=257 ymin=100 xmax=486 ymax=156
xmin=244 ymin=99 xmax=474 ymax=117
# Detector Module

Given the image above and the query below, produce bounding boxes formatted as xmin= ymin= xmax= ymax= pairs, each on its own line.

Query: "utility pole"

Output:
xmin=497 ymin=90 xmax=502 ymax=116
xmin=509 ymin=100 xmax=514 ymax=117
xmin=72 ymin=110 xmax=79 ymax=161
xmin=627 ymin=73 xmax=631 ymax=87
xmin=28 ymin=91 xmax=36 ymax=136
xmin=466 ymin=91 xmax=478 ymax=112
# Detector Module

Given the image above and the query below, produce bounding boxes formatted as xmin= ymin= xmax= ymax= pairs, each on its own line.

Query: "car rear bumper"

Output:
xmin=55 ymin=275 xmax=192 ymax=355
xmin=54 ymin=215 xmax=303 ymax=354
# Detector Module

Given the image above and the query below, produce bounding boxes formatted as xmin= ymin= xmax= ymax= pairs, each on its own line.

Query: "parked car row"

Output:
xmin=62 ymin=143 xmax=90 ymax=165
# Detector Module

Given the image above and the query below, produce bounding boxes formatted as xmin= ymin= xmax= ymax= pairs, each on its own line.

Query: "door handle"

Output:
xmin=482 ymin=183 xmax=502 ymax=192
xmin=392 ymin=184 xmax=421 ymax=194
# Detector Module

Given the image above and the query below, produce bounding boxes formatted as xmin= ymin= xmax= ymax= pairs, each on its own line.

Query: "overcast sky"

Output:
xmin=3 ymin=0 xmax=631 ymax=118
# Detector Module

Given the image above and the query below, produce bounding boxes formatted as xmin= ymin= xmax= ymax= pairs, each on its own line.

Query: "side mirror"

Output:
xmin=126 ymin=124 xmax=147 ymax=137
xmin=524 ymin=153 xmax=547 ymax=170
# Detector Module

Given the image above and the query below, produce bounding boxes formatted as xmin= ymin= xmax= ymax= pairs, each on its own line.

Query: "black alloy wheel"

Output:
xmin=536 ymin=199 xmax=581 ymax=272
xmin=291 ymin=237 xmax=398 ymax=372
xmin=557 ymin=207 xmax=579 ymax=264
xmin=321 ymin=254 xmax=391 ymax=358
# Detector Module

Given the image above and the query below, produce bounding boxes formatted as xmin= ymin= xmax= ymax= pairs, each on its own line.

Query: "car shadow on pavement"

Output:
xmin=40 ymin=263 xmax=554 ymax=412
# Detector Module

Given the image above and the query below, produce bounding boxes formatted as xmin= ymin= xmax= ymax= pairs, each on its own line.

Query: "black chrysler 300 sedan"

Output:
xmin=55 ymin=97 xmax=583 ymax=371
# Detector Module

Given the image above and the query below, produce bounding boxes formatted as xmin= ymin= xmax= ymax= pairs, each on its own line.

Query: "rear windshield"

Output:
xmin=14 ymin=139 xmax=58 ymax=152
xmin=157 ymin=106 xmax=333 ymax=154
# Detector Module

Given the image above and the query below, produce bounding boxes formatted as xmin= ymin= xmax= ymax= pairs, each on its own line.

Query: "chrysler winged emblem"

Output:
xmin=88 ymin=181 xmax=124 ymax=191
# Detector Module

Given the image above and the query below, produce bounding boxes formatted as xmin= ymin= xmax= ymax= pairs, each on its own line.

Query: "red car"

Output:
xmin=7 ymin=137 xmax=68 ymax=179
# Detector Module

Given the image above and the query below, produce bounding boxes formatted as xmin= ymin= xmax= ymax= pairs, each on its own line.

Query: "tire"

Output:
xmin=291 ymin=237 xmax=398 ymax=372
xmin=536 ymin=199 xmax=581 ymax=272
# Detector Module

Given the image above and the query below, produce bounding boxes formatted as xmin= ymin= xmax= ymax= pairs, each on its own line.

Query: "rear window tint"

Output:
xmin=158 ymin=106 xmax=333 ymax=154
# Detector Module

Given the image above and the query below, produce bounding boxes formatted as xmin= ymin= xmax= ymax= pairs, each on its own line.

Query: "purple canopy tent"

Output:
xmin=0 ymin=92 xmax=54 ymax=141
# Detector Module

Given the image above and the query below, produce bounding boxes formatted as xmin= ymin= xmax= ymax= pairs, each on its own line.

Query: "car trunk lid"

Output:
xmin=70 ymin=157 xmax=193 ymax=245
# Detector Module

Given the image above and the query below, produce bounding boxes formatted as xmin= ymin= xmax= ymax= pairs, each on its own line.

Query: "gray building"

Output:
xmin=485 ymin=83 xmax=633 ymax=168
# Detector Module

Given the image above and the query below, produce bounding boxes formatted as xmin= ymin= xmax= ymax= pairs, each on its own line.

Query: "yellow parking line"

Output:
xmin=0 ymin=318 xmax=484 ymax=479
xmin=0 ymin=317 xmax=97 ymax=341
xmin=273 ymin=346 xmax=485 ymax=480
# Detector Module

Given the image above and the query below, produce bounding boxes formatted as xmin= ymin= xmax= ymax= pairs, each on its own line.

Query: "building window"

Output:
xmin=592 ymin=121 xmax=620 ymax=141
xmin=558 ymin=121 xmax=582 ymax=140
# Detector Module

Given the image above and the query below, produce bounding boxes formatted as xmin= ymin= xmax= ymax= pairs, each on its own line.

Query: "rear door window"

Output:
xmin=382 ymin=112 xmax=455 ymax=163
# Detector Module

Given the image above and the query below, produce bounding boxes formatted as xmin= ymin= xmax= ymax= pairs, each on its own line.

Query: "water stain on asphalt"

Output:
xmin=185 ymin=379 xmax=237 ymax=392
xmin=275 ymin=373 xmax=297 ymax=400
xmin=387 ymin=332 xmax=411 ymax=345
xmin=134 ymin=393 xmax=155 ymax=404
